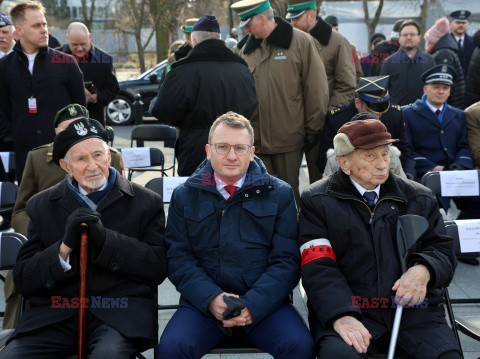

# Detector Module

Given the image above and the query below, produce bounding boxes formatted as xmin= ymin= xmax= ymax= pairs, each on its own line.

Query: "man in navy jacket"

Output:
xmin=0 ymin=1 xmax=85 ymax=180
xmin=157 ymin=112 xmax=314 ymax=359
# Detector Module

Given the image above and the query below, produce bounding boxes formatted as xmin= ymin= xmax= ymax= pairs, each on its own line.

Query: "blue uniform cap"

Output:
xmin=450 ymin=10 xmax=471 ymax=23
xmin=192 ymin=15 xmax=220 ymax=33
xmin=421 ymin=64 xmax=457 ymax=86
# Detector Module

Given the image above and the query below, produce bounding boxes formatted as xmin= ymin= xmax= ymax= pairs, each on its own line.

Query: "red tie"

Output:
xmin=224 ymin=185 xmax=237 ymax=201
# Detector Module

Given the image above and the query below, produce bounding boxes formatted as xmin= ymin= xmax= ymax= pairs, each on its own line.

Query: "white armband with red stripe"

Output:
xmin=300 ymin=238 xmax=336 ymax=267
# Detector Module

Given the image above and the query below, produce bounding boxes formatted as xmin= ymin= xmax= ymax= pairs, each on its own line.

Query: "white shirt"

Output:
xmin=23 ymin=51 xmax=38 ymax=74
xmin=425 ymin=100 xmax=444 ymax=115
xmin=58 ymin=181 xmax=108 ymax=271
xmin=0 ymin=47 xmax=13 ymax=59
xmin=214 ymin=174 xmax=246 ymax=200
xmin=350 ymin=177 xmax=380 ymax=205
xmin=453 ymin=34 xmax=465 ymax=46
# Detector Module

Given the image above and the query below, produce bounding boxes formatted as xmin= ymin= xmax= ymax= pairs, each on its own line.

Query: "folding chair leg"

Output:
xmin=445 ymin=289 xmax=464 ymax=357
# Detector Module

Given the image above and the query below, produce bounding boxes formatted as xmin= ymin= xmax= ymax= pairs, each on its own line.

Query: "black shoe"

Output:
xmin=458 ymin=257 xmax=480 ymax=265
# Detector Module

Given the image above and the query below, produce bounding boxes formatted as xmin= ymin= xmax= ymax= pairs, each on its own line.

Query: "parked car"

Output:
xmin=106 ymin=59 xmax=167 ymax=125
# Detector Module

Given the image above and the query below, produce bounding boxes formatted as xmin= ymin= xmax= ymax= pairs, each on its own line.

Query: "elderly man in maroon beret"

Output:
xmin=298 ymin=117 xmax=460 ymax=358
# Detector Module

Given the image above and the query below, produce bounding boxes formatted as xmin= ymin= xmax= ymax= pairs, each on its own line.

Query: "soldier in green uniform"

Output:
xmin=3 ymin=104 xmax=123 ymax=329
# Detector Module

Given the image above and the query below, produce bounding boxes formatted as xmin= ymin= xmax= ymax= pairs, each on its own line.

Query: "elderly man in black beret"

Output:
xmin=299 ymin=119 xmax=460 ymax=358
xmin=0 ymin=118 xmax=167 ymax=358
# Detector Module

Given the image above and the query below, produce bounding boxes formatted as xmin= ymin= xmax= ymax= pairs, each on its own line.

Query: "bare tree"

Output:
xmin=81 ymin=0 xmax=95 ymax=29
xmin=270 ymin=0 xmax=287 ymax=18
xmin=362 ymin=0 xmax=384 ymax=43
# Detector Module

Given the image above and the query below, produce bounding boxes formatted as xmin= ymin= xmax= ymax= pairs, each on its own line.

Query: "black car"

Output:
xmin=106 ymin=59 xmax=167 ymax=125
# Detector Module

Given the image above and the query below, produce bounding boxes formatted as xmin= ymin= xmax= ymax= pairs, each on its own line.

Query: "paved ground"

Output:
xmin=1 ymin=123 xmax=479 ymax=358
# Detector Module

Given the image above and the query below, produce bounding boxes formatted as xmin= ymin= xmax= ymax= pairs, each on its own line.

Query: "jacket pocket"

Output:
xmin=184 ymin=202 xmax=219 ymax=250
xmin=240 ymin=201 xmax=277 ymax=246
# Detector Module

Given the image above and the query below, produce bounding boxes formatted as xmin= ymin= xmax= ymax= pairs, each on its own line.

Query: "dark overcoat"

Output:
xmin=57 ymin=43 xmax=120 ymax=127
xmin=403 ymin=98 xmax=473 ymax=177
xmin=152 ymin=39 xmax=257 ymax=176
xmin=463 ymin=30 xmax=480 ymax=108
xmin=12 ymin=174 xmax=167 ymax=350
xmin=0 ymin=41 xmax=86 ymax=178
xmin=299 ymin=170 xmax=459 ymax=357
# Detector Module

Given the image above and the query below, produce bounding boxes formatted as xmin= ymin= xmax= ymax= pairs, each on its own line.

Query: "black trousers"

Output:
xmin=316 ymin=335 xmax=461 ymax=359
xmin=0 ymin=312 xmax=141 ymax=359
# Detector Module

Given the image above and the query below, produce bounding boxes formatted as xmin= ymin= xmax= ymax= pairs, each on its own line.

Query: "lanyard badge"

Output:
xmin=28 ymin=97 xmax=37 ymax=114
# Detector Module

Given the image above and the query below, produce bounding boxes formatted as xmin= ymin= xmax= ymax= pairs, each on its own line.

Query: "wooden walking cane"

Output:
xmin=78 ymin=223 xmax=88 ymax=359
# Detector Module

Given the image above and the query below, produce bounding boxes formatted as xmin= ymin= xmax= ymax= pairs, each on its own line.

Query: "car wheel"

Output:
xmin=106 ymin=95 xmax=133 ymax=125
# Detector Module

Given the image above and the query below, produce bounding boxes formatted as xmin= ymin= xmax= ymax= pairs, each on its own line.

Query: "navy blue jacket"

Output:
xmin=165 ymin=156 xmax=299 ymax=324
xmin=380 ymin=48 xmax=435 ymax=106
xmin=403 ymin=97 xmax=473 ymax=177
xmin=0 ymin=41 xmax=86 ymax=178
xmin=452 ymin=32 xmax=474 ymax=80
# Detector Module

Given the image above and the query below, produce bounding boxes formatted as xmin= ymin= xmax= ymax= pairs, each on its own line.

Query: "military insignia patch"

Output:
xmin=68 ymin=106 xmax=77 ymax=116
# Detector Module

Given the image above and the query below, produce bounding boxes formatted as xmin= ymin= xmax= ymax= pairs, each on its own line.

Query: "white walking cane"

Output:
xmin=387 ymin=215 xmax=429 ymax=359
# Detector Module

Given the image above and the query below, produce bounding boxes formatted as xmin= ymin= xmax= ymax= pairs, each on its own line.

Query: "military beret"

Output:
xmin=450 ymin=10 xmax=471 ymax=23
xmin=0 ymin=14 xmax=13 ymax=28
xmin=54 ymin=104 xmax=89 ymax=128
xmin=324 ymin=15 xmax=338 ymax=27
xmin=53 ymin=118 xmax=108 ymax=165
xmin=193 ymin=15 xmax=220 ymax=33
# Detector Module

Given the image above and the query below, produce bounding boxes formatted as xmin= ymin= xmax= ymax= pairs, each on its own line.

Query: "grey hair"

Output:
xmin=261 ymin=7 xmax=274 ymax=20
xmin=191 ymin=30 xmax=221 ymax=44
xmin=67 ymin=22 xmax=89 ymax=36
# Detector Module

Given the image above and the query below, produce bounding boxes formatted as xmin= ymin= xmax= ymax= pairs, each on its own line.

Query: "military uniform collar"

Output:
xmin=309 ymin=17 xmax=332 ymax=46
xmin=243 ymin=16 xmax=293 ymax=54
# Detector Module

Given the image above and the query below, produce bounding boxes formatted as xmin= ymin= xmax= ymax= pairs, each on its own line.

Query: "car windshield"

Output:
xmin=135 ymin=59 xmax=168 ymax=80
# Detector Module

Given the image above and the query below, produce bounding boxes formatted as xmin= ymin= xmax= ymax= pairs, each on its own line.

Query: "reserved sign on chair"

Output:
xmin=454 ymin=220 xmax=480 ymax=253
xmin=120 ymin=147 xmax=151 ymax=168
xmin=439 ymin=170 xmax=479 ymax=197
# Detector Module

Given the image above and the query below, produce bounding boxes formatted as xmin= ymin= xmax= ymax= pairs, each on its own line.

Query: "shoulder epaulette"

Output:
xmin=391 ymin=104 xmax=401 ymax=111
xmin=31 ymin=144 xmax=50 ymax=152
xmin=329 ymin=104 xmax=349 ymax=115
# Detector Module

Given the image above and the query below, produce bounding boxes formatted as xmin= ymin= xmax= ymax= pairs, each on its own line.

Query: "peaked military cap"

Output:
xmin=450 ymin=10 xmax=471 ymax=23
xmin=286 ymin=0 xmax=316 ymax=20
xmin=231 ymin=0 xmax=271 ymax=28
xmin=54 ymin=104 xmax=89 ymax=128
xmin=421 ymin=64 xmax=457 ymax=86
xmin=181 ymin=18 xmax=199 ymax=33
xmin=355 ymin=76 xmax=391 ymax=114
xmin=0 ymin=14 xmax=13 ymax=28
xmin=53 ymin=118 xmax=108 ymax=165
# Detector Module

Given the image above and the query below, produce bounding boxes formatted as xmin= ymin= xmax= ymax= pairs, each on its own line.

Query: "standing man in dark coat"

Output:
xmin=426 ymin=17 xmax=465 ymax=109
xmin=152 ymin=15 xmax=257 ymax=176
xmin=369 ymin=19 xmax=403 ymax=76
xmin=57 ymin=22 xmax=119 ymax=127
xmin=463 ymin=29 xmax=480 ymax=108
xmin=0 ymin=1 xmax=86 ymax=181
xmin=450 ymin=10 xmax=474 ymax=80
xmin=0 ymin=118 xmax=167 ymax=358
xmin=380 ymin=20 xmax=435 ymax=106
xmin=300 ymin=119 xmax=460 ymax=358
xmin=317 ymin=76 xmax=416 ymax=179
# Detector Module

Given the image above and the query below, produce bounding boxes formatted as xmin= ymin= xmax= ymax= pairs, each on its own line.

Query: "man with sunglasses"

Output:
xmin=317 ymin=76 xmax=416 ymax=179
xmin=157 ymin=111 xmax=314 ymax=359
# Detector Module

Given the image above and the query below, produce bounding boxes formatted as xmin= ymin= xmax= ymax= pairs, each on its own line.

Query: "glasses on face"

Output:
xmin=400 ymin=33 xmax=419 ymax=38
xmin=211 ymin=143 xmax=251 ymax=156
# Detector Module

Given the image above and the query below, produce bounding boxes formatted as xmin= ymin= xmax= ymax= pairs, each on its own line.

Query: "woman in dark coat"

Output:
xmin=464 ymin=29 xmax=480 ymax=108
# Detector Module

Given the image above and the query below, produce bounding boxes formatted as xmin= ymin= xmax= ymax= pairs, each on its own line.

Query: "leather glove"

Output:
xmin=63 ymin=208 xmax=100 ymax=250
xmin=89 ymin=217 xmax=106 ymax=247
xmin=448 ymin=163 xmax=467 ymax=171
xmin=305 ymin=133 xmax=319 ymax=153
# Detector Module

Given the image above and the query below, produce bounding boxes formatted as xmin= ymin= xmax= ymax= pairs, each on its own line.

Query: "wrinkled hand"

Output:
xmin=430 ymin=165 xmax=444 ymax=172
xmin=85 ymin=89 xmax=97 ymax=103
xmin=305 ymin=133 xmax=319 ymax=153
xmin=222 ymin=307 xmax=253 ymax=328
xmin=62 ymin=208 xmax=100 ymax=251
xmin=392 ymin=264 xmax=430 ymax=307
xmin=208 ymin=292 xmax=239 ymax=321
xmin=333 ymin=315 xmax=371 ymax=354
